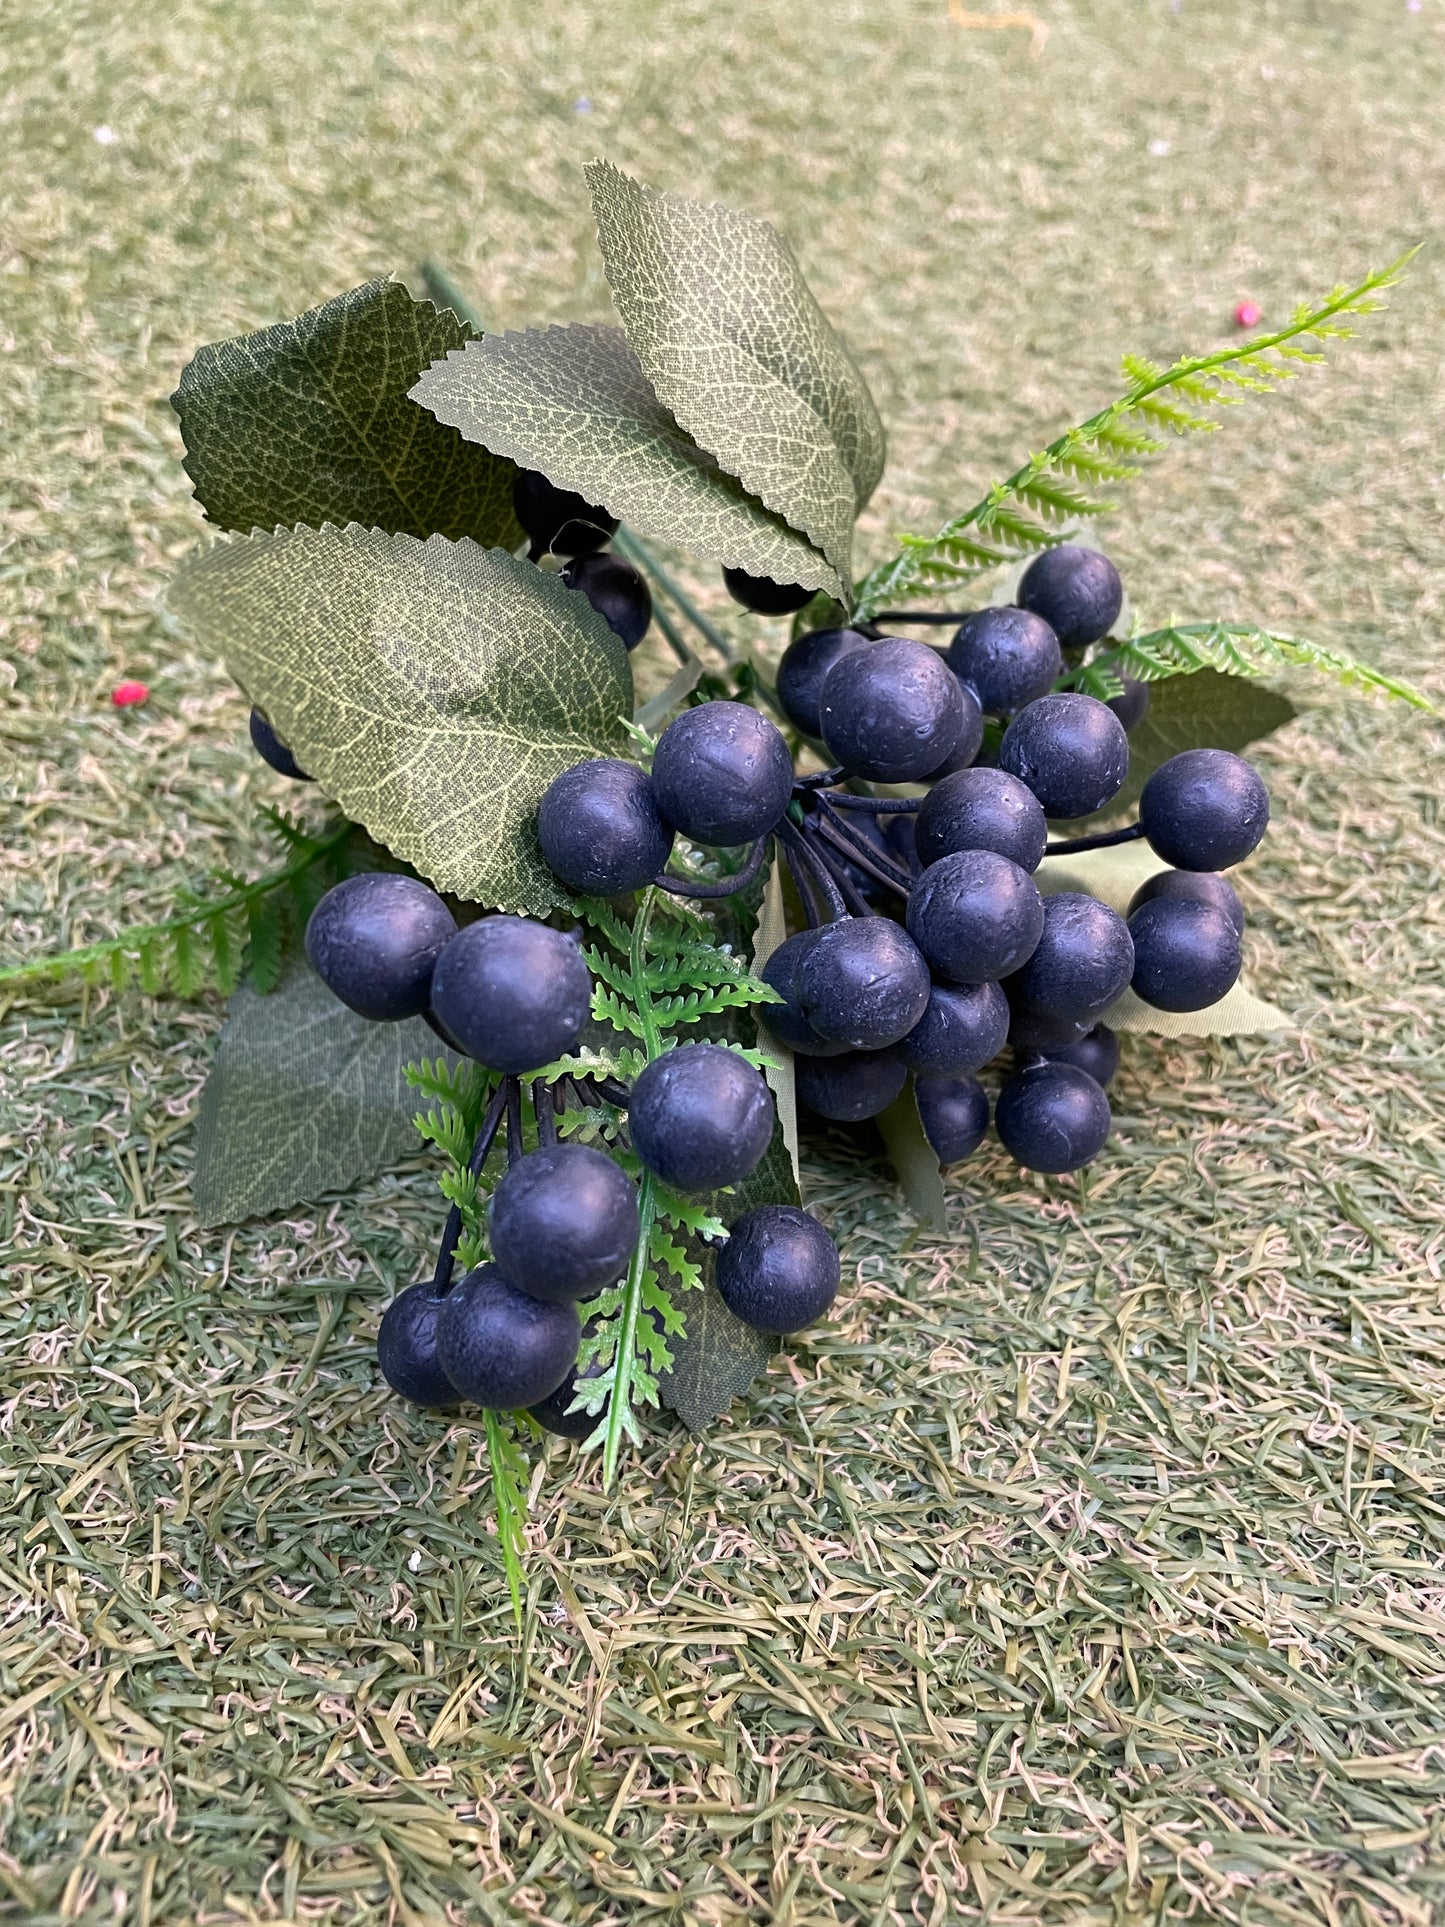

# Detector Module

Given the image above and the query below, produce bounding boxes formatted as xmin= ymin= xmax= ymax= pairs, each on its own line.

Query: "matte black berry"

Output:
xmin=538 ymin=758 xmax=674 ymax=896
xmin=650 ymin=701 xmax=794 ymax=847
xmin=527 ymin=1352 xmax=604 ymax=1440
xmin=914 ymin=767 xmax=1048 ymax=872
xmin=797 ymin=917 xmax=931 ymax=1050
xmin=906 ymin=850 xmax=1044 ymax=984
xmin=561 ymin=552 xmax=653 ymax=648
xmin=513 ymin=468 xmax=616 ymax=557
xmin=1128 ymin=898 xmax=1242 ymax=1012
xmin=716 ymin=1206 xmax=840 ymax=1335
xmin=429 ymin=916 xmax=591 ymax=1072
xmin=722 ymin=567 xmax=814 ymax=615
xmin=915 ymin=1074 xmax=990 ymax=1165
xmin=948 ymin=607 xmax=1063 ymax=715
xmin=249 ymin=708 xmax=312 ymax=781
xmin=995 ymin=1061 xmax=1112 ymax=1172
xmin=759 ymin=930 xmax=849 ymax=1057
xmin=776 ymin=626 xmax=872 ymax=736
xmin=895 ymin=980 xmax=1010 ymax=1077
xmin=435 ymin=1263 xmax=580 ymax=1409
xmin=306 ymin=873 xmax=458 ymax=1023
xmin=1107 ymin=677 xmax=1151 ymax=732
xmin=628 ymin=1044 xmax=775 ymax=1192
xmin=1044 ymin=1022 xmax=1120 ymax=1089
xmin=1139 ymin=749 xmax=1269 ymax=871
xmin=489 ymin=1143 xmax=639 ymax=1303
xmin=921 ymin=693 xmax=985 ymax=779
xmin=1129 ymin=867 xmax=1245 ymax=937
xmin=1010 ymin=892 xmax=1134 ymax=1020
xmin=998 ymin=693 xmax=1129 ymax=819
xmin=819 ymin=638 xmax=970 ymax=783
xmin=377 ymin=1283 xmax=456 ymax=1407
xmin=795 ymin=1049 xmax=907 ymax=1122
xmin=1017 ymin=545 xmax=1124 ymax=650
xmin=1008 ymin=1003 xmax=1090 ymax=1052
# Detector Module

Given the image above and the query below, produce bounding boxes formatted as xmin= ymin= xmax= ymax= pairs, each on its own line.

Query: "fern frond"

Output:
xmin=1072 ymin=622 xmax=1435 ymax=711
xmin=483 ymin=1409 xmax=530 ymax=1632
xmin=650 ymin=1232 xmax=702 ymax=1294
xmin=591 ymin=986 xmax=648 ymax=1040
xmin=653 ymin=1186 xmax=728 ymax=1241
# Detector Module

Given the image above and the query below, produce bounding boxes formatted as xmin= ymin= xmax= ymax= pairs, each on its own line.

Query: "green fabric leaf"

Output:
xmin=1081 ymin=667 xmax=1296 ymax=821
xmin=193 ymin=960 xmax=456 ymax=1226
xmin=410 ymin=322 xmax=842 ymax=600
xmin=587 ymin=161 xmax=885 ymax=587
xmin=172 ymin=279 xmax=522 ymax=549
xmin=168 ymin=527 xmax=633 ymax=913
xmin=876 ymin=1085 xmax=948 ymax=1232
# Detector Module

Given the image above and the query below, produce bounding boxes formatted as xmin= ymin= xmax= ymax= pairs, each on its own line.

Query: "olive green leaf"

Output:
xmin=410 ymin=323 xmax=842 ymax=600
xmin=587 ymin=161 xmax=886 ymax=587
xmin=194 ymin=960 xmax=459 ymax=1226
xmin=168 ymin=527 xmax=633 ymax=913
xmin=1079 ymin=667 xmax=1296 ymax=821
xmin=877 ymin=1085 xmax=948 ymax=1232
xmin=172 ymin=279 xmax=523 ymax=548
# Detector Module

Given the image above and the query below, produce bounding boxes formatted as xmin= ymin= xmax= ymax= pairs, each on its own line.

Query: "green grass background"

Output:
xmin=4 ymin=1 xmax=1445 ymax=1921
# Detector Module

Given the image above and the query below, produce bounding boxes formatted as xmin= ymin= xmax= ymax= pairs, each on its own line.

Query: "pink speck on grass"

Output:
xmin=111 ymin=680 xmax=150 ymax=707
xmin=1233 ymin=300 xmax=1263 ymax=329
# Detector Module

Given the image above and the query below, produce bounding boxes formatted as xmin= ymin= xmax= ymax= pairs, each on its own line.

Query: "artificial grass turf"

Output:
xmin=3 ymin=0 xmax=1445 ymax=1920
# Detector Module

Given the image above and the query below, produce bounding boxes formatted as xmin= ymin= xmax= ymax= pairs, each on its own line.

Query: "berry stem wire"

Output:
xmin=802 ymin=823 xmax=875 ymax=919
xmin=777 ymin=820 xmax=847 ymax=923
xmin=654 ymin=834 xmax=771 ymax=899
xmin=429 ymin=1076 xmax=514 ymax=1293
xmin=533 ymin=1078 xmax=558 ymax=1148
xmin=1044 ymin=823 xmax=1145 ymax=856
xmin=869 ymin=610 xmax=969 ymax=626
xmin=811 ymin=798 xmax=915 ymax=894
xmin=821 ymin=792 xmax=920 ymax=815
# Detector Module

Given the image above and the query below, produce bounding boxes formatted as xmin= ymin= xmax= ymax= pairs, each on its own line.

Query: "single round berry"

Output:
xmin=306 ymin=874 xmax=458 ymax=1023
xmin=435 ymin=1263 xmax=580 ymax=1409
xmin=513 ymin=468 xmax=616 ymax=557
xmin=915 ymin=1074 xmax=990 ymax=1165
xmin=249 ymin=708 xmax=312 ymax=781
xmin=561 ymin=552 xmax=653 ymax=648
xmin=722 ymin=567 xmax=813 ymax=615
xmin=759 ymin=930 xmax=849 ymax=1057
xmin=883 ymin=812 xmax=920 ymax=873
xmin=1017 ymin=545 xmax=1124 ymax=650
xmin=921 ymin=688 xmax=985 ymax=778
xmin=538 ymin=758 xmax=674 ymax=896
xmin=1128 ymin=898 xmax=1242 ymax=1012
xmin=819 ymin=639 xmax=969 ymax=783
xmin=1008 ymin=1002 xmax=1090 ymax=1052
xmin=797 ymin=917 xmax=931 ymax=1051
xmin=906 ymin=850 xmax=1044 ymax=985
xmin=377 ymin=1282 xmax=456 ymax=1407
xmin=628 ymin=1044 xmax=775 ymax=1192
xmin=1128 ymin=867 xmax=1245 ymax=937
xmin=914 ymin=767 xmax=1048 ymax=872
xmin=1043 ymin=1021 xmax=1120 ymax=1089
xmin=527 ymin=1349 xmax=605 ymax=1440
xmin=429 ymin=917 xmax=591 ymax=1073
xmin=948 ymin=607 xmax=1063 ymax=716
xmin=1139 ymin=749 xmax=1269 ymax=871
xmin=489 ymin=1143 xmax=640 ymax=1303
xmin=716 ymin=1206 xmax=840 ymax=1334
xmin=895 ymin=980 xmax=1010 ymax=1077
xmin=650 ymin=701 xmax=794 ymax=847
xmin=1010 ymin=892 xmax=1134 ymax=1020
xmin=1107 ymin=677 xmax=1151 ymax=733
xmin=776 ymin=626 xmax=872 ymax=737
xmin=995 ymin=1061 xmax=1112 ymax=1172
xmin=998 ymin=693 xmax=1129 ymax=819
xmin=795 ymin=1049 xmax=906 ymax=1122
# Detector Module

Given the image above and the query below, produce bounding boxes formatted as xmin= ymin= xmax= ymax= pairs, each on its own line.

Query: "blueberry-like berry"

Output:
xmin=722 ymin=567 xmax=814 ymax=615
xmin=306 ymin=874 xmax=459 ymax=1023
xmin=906 ymin=850 xmax=1045 ymax=985
xmin=895 ymin=980 xmax=1010 ymax=1077
xmin=1009 ymin=892 xmax=1134 ymax=1020
xmin=527 ymin=1349 xmax=605 ymax=1440
xmin=538 ymin=758 xmax=674 ymax=896
xmin=435 ymin=1263 xmax=580 ymax=1409
xmin=1128 ymin=867 xmax=1245 ymax=937
xmin=915 ymin=1074 xmax=991 ymax=1165
xmin=914 ymin=767 xmax=1049 ymax=872
xmin=776 ymin=626 xmax=872 ymax=736
xmin=561 ymin=552 xmax=653 ymax=648
xmin=1008 ymin=1003 xmax=1091 ymax=1052
xmin=650 ymin=701 xmax=794 ymax=847
xmin=819 ymin=638 xmax=971 ymax=783
xmin=920 ymin=701 xmax=986 ymax=781
xmin=716 ymin=1205 xmax=841 ymax=1334
xmin=377 ymin=1282 xmax=457 ymax=1406
xmin=1139 ymin=749 xmax=1269 ymax=871
xmin=489 ymin=1143 xmax=640 ymax=1303
xmin=795 ymin=1049 xmax=907 ymax=1121
xmin=1044 ymin=1021 xmax=1120 ymax=1089
xmin=1107 ymin=677 xmax=1151 ymax=733
xmin=628 ymin=1043 xmax=775 ymax=1192
xmin=429 ymin=916 xmax=591 ymax=1072
xmin=797 ymin=917 xmax=931 ymax=1050
xmin=1128 ymin=898 xmax=1242 ymax=1012
xmin=948 ymin=607 xmax=1063 ymax=716
xmin=249 ymin=708 xmax=312 ymax=781
xmin=513 ymin=468 xmax=616 ymax=557
xmin=759 ymin=929 xmax=849 ymax=1057
xmin=1016 ymin=545 xmax=1124 ymax=651
xmin=995 ymin=1061 xmax=1112 ymax=1172
xmin=998 ymin=693 xmax=1130 ymax=819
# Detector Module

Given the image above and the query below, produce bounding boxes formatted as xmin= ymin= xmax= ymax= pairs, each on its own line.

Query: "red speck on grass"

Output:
xmin=111 ymin=680 xmax=150 ymax=707
xmin=1233 ymin=300 xmax=1263 ymax=329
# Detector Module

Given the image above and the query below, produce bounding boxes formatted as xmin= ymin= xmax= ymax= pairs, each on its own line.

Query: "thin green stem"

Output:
xmin=483 ymin=1407 xmax=527 ymax=1632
